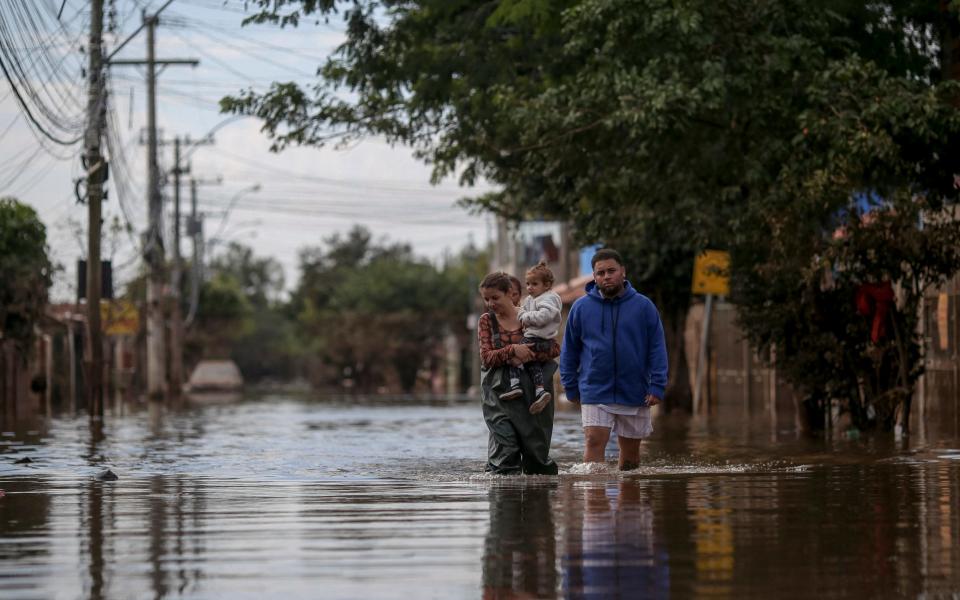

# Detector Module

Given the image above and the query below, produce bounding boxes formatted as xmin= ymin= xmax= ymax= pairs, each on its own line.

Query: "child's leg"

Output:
xmin=498 ymin=365 xmax=524 ymax=400
xmin=527 ymin=361 xmax=544 ymax=390
xmin=527 ymin=361 xmax=552 ymax=414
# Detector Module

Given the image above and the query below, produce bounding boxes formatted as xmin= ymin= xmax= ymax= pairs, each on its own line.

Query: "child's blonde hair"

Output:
xmin=526 ymin=261 xmax=555 ymax=288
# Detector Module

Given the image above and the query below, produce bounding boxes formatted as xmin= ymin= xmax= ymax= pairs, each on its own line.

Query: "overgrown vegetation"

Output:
xmin=222 ymin=1 xmax=960 ymax=429
xmin=0 ymin=198 xmax=53 ymax=354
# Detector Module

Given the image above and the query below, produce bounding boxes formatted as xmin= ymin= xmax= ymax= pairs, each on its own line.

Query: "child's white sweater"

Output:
xmin=518 ymin=290 xmax=562 ymax=339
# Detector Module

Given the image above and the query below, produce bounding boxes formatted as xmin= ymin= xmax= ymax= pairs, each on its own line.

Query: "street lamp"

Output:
xmin=211 ymin=183 xmax=261 ymax=244
xmin=184 ymin=183 xmax=260 ymax=329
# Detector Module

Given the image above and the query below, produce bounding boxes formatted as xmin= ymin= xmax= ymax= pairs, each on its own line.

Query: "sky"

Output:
xmin=0 ymin=0 xmax=498 ymax=301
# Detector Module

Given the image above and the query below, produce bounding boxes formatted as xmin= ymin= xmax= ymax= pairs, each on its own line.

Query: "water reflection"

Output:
xmin=483 ymin=484 xmax=558 ymax=599
xmin=70 ymin=473 xmax=208 ymax=599
xmin=561 ymin=480 xmax=669 ymax=599
xmin=0 ymin=396 xmax=958 ymax=598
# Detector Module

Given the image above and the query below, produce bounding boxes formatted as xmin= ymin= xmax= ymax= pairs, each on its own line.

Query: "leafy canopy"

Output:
xmin=224 ymin=1 xmax=960 ymax=424
xmin=0 ymin=198 xmax=53 ymax=349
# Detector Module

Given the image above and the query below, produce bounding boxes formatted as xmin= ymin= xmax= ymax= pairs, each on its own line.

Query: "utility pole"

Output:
xmin=144 ymin=15 xmax=164 ymax=400
xmin=186 ymin=178 xmax=202 ymax=328
xmin=167 ymin=136 xmax=212 ymax=394
xmin=185 ymin=176 xmax=222 ymax=328
xmin=108 ymin=12 xmax=198 ymax=400
xmin=84 ymin=0 xmax=106 ymax=417
xmin=169 ymin=136 xmax=184 ymax=394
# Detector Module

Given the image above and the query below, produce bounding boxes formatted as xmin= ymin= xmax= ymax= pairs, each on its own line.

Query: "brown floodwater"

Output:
xmin=0 ymin=393 xmax=958 ymax=599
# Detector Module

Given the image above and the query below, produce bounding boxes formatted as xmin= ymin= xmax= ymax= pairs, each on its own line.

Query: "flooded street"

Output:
xmin=1 ymin=394 xmax=959 ymax=599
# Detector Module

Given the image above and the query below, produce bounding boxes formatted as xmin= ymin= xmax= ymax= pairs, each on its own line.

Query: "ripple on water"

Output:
xmin=1 ymin=396 xmax=959 ymax=600
xmin=562 ymin=458 xmax=811 ymax=477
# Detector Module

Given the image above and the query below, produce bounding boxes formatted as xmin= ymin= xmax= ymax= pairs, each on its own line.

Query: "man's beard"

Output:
xmin=601 ymin=283 xmax=623 ymax=298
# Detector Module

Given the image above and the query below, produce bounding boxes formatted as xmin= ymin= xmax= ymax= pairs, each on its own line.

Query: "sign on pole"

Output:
xmin=692 ymin=250 xmax=730 ymax=296
xmin=691 ymin=249 xmax=729 ymax=414
xmin=101 ymin=300 xmax=139 ymax=336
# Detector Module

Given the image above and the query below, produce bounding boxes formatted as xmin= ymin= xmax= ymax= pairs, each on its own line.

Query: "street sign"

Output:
xmin=692 ymin=250 xmax=730 ymax=296
xmin=101 ymin=300 xmax=139 ymax=336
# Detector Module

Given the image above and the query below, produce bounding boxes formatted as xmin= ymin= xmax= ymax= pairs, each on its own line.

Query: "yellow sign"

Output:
xmin=692 ymin=250 xmax=730 ymax=296
xmin=100 ymin=300 xmax=139 ymax=336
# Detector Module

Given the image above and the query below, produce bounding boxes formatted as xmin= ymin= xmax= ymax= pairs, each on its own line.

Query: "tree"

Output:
xmin=0 ymin=198 xmax=53 ymax=353
xmin=209 ymin=242 xmax=285 ymax=309
xmin=186 ymin=242 xmax=300 ymax=382
xmin=293 ymin=225 xmax=480 ymax=392
xmin=732 ymin=59 xmax=960 ymax=431
xmin=223 ymin=1 xmax=960 ymax=427
xmin=186 ymin=271 xmax=254 ymax=363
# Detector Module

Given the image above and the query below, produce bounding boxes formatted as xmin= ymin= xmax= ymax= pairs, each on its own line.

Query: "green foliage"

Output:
xmin=732 ymin=59 xmax=960 ymax=430
xmin=230 ymin=307 xmax=302 ymax=382
xmin=209 ymin=242 xmax=285 ymax=309
xmin=186 ymin=271 xmax=255 ymax=362
xmin=224 ymin=1 xmax=960 ymax=426
xmin=0 ymin=198 xmax=53 ymax=351
xmin=293 ymin=225 xmax=483 ymax=392
xmin=186 ymin=242 xmax=299 ymax=380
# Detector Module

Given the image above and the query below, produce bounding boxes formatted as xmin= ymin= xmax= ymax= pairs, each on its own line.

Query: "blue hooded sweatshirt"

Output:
xmin=559 ymin=280 xmax=668 ymax=406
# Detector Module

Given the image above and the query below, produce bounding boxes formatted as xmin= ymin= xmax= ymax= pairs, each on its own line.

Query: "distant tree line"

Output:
xmin=182 ymin=226 xmax=486 ymax=393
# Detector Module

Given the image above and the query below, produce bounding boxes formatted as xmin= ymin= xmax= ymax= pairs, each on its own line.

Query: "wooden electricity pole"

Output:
xmin=83 ymin=0 xmax=105 ymax=417
xmin=167 ymin=135 xmax=212 ymax=394
xmin=109 ymin=12 xmax=197 ymax=400
xmin=169 ymin=136 xmax=184 ymax=393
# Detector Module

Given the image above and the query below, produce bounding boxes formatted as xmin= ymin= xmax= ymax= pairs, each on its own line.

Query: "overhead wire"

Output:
xmin=204 ymin=144 xmax=490 ymax=196
xmin=84 ymin=2 xmax=483 ymax=274
xmin=0 ymin=113 xmax=21 ymax=140
xmin=164 ymin=26 xmax=258 ymax=84
xmin=105 ymin=77 xmax=145 ymax=243
xmin=166 ymin=15 xmax=320 ymax=78
xmin=0 ymin=0 xmax=86 ymax=147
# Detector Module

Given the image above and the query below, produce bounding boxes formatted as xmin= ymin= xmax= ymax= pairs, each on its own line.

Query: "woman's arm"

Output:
xmin=478 ymin=314 xmax=517 ymax=368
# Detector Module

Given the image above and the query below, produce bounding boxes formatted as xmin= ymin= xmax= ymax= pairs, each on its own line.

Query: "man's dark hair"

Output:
xmin=591 ymin=248 xmax=624 ymax=269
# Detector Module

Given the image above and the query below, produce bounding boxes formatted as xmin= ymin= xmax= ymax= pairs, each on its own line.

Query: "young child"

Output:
xmin=501 ymin=261 xmax=563 ymax=414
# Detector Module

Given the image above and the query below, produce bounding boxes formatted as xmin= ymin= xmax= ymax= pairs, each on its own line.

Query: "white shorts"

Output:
xmin=581 ymin=404 xmax=653 ymax=439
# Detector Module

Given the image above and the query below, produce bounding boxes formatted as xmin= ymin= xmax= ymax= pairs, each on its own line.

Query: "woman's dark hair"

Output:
xmin=479 ymin=271 xmax=513 ymax=293
xmin=590 ymin=248 xmax=624 ymax=268
xmin=508 ymin=275 xmax=522 ymax=296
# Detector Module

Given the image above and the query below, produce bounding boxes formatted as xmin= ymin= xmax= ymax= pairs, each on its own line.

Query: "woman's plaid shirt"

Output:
xmin=477 ymin=312 xmax=560 ymax=369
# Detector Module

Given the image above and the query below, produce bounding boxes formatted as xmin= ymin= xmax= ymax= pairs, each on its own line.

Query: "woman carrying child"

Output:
xmin=477 ymin=271 xmax=560 ymax=475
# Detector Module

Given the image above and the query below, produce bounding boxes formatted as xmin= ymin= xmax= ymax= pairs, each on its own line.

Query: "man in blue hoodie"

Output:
xmin=560 ymin=248 xmax=668 ymax=470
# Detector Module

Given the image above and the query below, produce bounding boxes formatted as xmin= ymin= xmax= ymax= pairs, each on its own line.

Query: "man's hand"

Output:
xmin=645 ymin=394 xmax=660 ymax=407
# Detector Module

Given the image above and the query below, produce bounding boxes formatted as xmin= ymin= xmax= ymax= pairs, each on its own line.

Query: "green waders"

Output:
xmin=480 ymin=313 xmax=559 ymax=475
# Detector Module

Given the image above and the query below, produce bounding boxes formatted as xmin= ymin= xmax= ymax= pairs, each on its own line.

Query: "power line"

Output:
xmin=0 ymin=113 xmax=21 ymax=140
xmin=164 ymin=27 xmax=254 ymax=83
xmin=0 ymin=54 xmax=82 ymax=145
xmin=168 ymin=16 xmax=320 ymax=77
xmin=205 ymin=144 xmax=491 ymax=195
xmin=196 ymin=197 xmax=483 ymax=227
xmin=0 ymin=0 xmax=85 ymax=147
